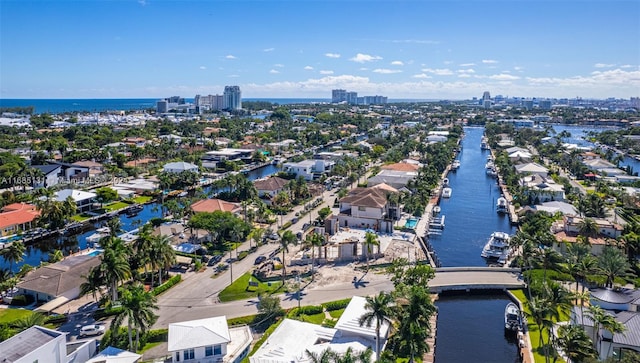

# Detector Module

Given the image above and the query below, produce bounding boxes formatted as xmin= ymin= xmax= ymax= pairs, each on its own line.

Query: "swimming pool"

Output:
xmin=86 ymin=249 xmax=104 ymax=257
xmin=405 ymin=218 xmax=419 ymax=229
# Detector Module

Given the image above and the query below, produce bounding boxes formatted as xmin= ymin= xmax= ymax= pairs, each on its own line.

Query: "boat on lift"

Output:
xmin=496 ymin=197 xmax=508 ymax=214
xmin=505 ymin=302 xmax=523 ymax=333
xmin=442 ymin=187 xmax=452 ymax=198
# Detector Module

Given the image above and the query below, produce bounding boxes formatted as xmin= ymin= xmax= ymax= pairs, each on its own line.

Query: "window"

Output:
xmin=175 ymin=352 xmax=180 ymax=362
xmin=358 ymin=206 xmax=366 ymax=211
xmin=205 ymin=346 xmax=213 ymax=357
xmin=183 ymin=349 xmax=194 ymax=360
xmin=214 ymin=345 xmax=222 ymax=355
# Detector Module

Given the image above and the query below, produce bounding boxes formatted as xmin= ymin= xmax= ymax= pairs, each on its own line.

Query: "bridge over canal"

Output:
xmin=429 ymin=267 xmax=525 ymax=293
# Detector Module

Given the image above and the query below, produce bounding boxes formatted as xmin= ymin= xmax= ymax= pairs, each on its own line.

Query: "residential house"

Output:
xmin=71 ymin=160 xmax=104 ymax=177
xmin=163 ymin=161 xmax=199 ymax=174
xmin=254 ymin=176 xmax=289 ymax=205
xmin=583 ymin=158 xmax=617 ymax=173
xmin=51 ymin=161 xmax=90 ymax=181
xmin=508 ymin=150 xmax=533 ymax=162
xmin=250 ymin=296 xmax=389 ymax=363
xmin=515 ymin=162 xmax=549 ymax=177
xmin=30 ymin=164 xmax=62 ymax=188
xmin=0 ymin=325 xmax=97 ymax=363
xmin=520 ymin=174 xmax=565 ymax=202
xmin=123 ymin=136 xmax=147 ymax=147
xmin=571 ymin=288 xmax=640 ymax=360
xmin=329 ymin=185 xmax=399 ymax=234
xmin=551 ymin=215 xmax=624 ymax=256
xmin=0 ymin=203 xmax=40 ymax=236
xmin=55 ymin=188 xmax=97 ymax=212
xmin=86 ymin=346 xmax=142 ymax=363
xmin=367 ymin=169 xmax=417 ymax=190
xmin=168 ymin=316 xmax=252 ymax=363
xmin=191 ymin=199 xmax=241 ymax=215
xmin=17 ymin=255 xmax=101 ymax=312
xmin=283 ymin=160 xmax=315 ymax=181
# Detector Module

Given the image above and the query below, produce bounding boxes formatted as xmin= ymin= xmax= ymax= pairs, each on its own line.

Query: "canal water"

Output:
xmin=0 ymin=164 xmax=281 ymax=272
xmin=432 ymin=126 xmax=520 ymax=363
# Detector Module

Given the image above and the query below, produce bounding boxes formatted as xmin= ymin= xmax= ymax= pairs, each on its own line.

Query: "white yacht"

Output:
xmin=496 ymin=197 xmax=508 ymax=213
xmin=451 ymin=160 xmax=460 ymax=170
xmin=442 ymin=187 xmax=452 ymax=198
xmin=481 ymin=232 xmax=511 ymax=263
xmin=443 ymin=177 xmax=450 ymax=186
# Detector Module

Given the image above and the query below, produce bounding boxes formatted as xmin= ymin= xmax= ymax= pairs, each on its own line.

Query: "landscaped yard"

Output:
xmin=71 ymin=213 xmax=92 ymax=222
xmin=103 ymin=201 xmax=131 ymax=212
xmin=0 ymin=308 xmax=33 ymax=324
xmin=132 ymin=196 xmax=153 ymax=204
xmin=218 ymin=273 xmax=285 ymax=302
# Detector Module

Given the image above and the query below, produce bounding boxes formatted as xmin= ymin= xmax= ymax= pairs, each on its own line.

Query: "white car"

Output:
xmin=79 ymin=324 xmax=105 ymax=337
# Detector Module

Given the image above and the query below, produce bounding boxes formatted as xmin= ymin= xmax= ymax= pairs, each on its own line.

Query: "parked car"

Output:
xmin=208 ymin=255 xmax=222 ymax=266
xmin=79 ymin=324 xmax=105 ymax=337
xmin=266 ymin=233 xmax=279 ymax=241
xmin=254 ymin=255 xmax=267 ymax=265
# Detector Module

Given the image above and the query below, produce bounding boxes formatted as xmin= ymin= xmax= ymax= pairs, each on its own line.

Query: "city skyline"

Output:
xmin=1 ymin=0 xmax=639 ymax=100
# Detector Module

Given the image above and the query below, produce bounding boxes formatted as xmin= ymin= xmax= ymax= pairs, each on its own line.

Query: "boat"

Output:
xmin=496 ymin=197 xmax=508 ymax=213
xmin=481 ymin=137 xmax=490 ymax=150
xmin=505 ymin=302 xmax=523 ymax=333
xmin=432 ymin=205 xmax=441 ymax=216
xmin=481 ymin=231 xmax=511 ymax=263
xmin=443 ymin=178 xmax=449 ymax=186
xmin=126 ymin=204 xmax=144 ymax=216
xmin=451 ymin=160 xmax=460 ymax=170
xmin=442 ymin=187 xmax=452 ymax=198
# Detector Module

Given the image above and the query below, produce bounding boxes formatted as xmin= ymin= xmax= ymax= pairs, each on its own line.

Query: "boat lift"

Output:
xmin=429 ymin=215 xmax=445 ymax=230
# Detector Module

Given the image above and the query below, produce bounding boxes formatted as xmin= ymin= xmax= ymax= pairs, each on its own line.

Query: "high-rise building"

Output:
xmin=223 ymin=86 xmax=242 ymax=110
xmin=332 ymin=89 xmax=347 ymax=103
xmin=156 ymin=100 xmax=168 ymax=113
xmin=332 ymin=89 xmax=386 ymax=105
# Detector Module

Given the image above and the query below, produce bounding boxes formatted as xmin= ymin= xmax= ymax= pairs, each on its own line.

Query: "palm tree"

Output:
xmin=150 ymin=234 xmax=175 ymax=285
xmin=578 ymin=217 xmax=599 ymax=244
xmin=0 ymin=241 xmax=25 ymax=275
xmin=304 ymin=232 xmax=324 ymax=272
xmin=602 ymin=317 xmax=626 ymax=359
xmin=305 ymin=348 xmax=335 ymax=363
xmin=555 ymin=324 xmax=596 ymax=363
xmin=112 ymin=283 xmax=159 ymax=352
xmin=80 ymin=266 xmax=106 ymax=301
xmin=48 ymin=249 xmax=64 ymax=263
xmin=250 ymin=228 xmax=265 ymax=249
xmin=587 ymin=305 xmax=608 ymax=350
xmin=99 ymin=237 xmax=131 ymax=302
xmin=543 ymin=281 xmax=573 ymax=322
xmin=362 ymin=231 xmax=380 ymax=270
xmin=392 ymin=286 xmax=435 ymax=363
xmin=13 ymin=313 xmax=47 ymax=331
xmin=597 ymin=246 xmax=631 ymax=288
xmin=280 ymin=230 xmax=298 ymax=284
xmin=358 ymin=292 xmax=395 ymax=361
xmin=526 ymin=296 xmax=554 ymax=362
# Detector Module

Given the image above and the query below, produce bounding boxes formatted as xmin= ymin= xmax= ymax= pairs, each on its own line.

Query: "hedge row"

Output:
xmin=322 ymin=298 xmax=352 ymax=311
xmin=227 ymin=315 xmax=255 ymax=326
xmin=93 ymin=306 xmax=124 ymax=320
xmin=146 ymin=328 xmax=168 ymax=343
xmin=152 ymin=274 xmax=182 ymax=296
xmin=238 ymin=251 xmax=249 ymax=261
xmin=45 ymin=314 xmax=68 ymax=324
xmin=287 ymin=305 xmax=323 ymax=317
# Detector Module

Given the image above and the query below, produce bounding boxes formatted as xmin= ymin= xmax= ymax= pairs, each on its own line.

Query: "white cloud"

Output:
xmin=459 ymin=63 xmax=475 ymax=67
xmin=488 ymin=74 xmax=520 ymax=80
xmin=391 ymin=61 xmax=404 ymax=66
xmin=263 ymin=48 xmax=275 ymax=52
xmin=457 ymin=69 xmax=475 ymax=74
xmin=421 ymin=68 xmax=454 ymax=76
xmin=138 ymin=0 xmax=147 ymax=6
xmin=458 ymin=74 xmax=472 ymax=78
xmin=412 ymin=73 xmax=432 ymax=79
xmin=514 ymin=66 xmax=524 ymax=71
xmin=325 ymin=53 xmax=341 ymax=58
xmin=620 ymin=64 xmax=634 ymax=68
xmin=594 ymin=63 xmax=615 ymax=68
xmin=269 ymin=69 xmax=280 ymax=74
xmin=443 ymin=60 xmax=453 ymax=65
xmin=373 ymin=69 xmax=402 ymax=74
xmin=304 ymin=66 xmax=314 ymax=70
xmin=319 ymin=70 xmax=334 ymax=75
xmin=350 ymin=53 xmax=382 ymax=63
xmin=225 ymin=55 xmax=236 ymax=59
xmin=199 ymin=66 xmax=207 ymax=70
xmin=274 ymin=64 xmax=284 ymax=68
xmin=482 ymin=59 xmax=498 ymax=64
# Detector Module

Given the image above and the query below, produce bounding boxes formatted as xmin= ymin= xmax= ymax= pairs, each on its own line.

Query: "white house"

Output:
xmin=163 ymin=161 xmax=199 ymax=174
xmin=250 ymin=296 xmax=389 ymax=363
xmin=515 ymin=162 xmax=549 ymax=177
xmin=168 ymin=316 xmax=252 ymax=363
xmin=55 ymin=188 xmax=98 ymax=212
xmin=283 ymin=160 xmax=316 ymax=180
xmin=520 ymin=175 xmax=565 ymax=202
xmin=254 ymin=176 xmax=289 ymax=204
xmin=86 ymin=346 xmax=142 ymax=363
xmin=0 ymin=325 xmax=97 ymax=363
xmin=30 ymin=164 xmax=62 ymax=188
xmin=332 ymin=185 xmax=398 ymax=234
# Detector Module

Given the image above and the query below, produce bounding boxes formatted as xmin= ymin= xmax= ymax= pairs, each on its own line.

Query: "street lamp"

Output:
xmin=229 ymin=249 xmax=233 ymax=283
xmin=296 ymin=275 xmax=301 ymax=309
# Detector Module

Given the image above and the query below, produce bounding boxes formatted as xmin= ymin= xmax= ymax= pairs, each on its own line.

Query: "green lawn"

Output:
xmin=0 ymin=308 xmax=33 ymax=323
xmin=103 ymin=201 xmax=131 ymax=212
xmin=512 ymin=290 xmax=567 ymax=363
xmin=328 ymin=308 xmax=346 ymax=319
xmin=138 ymin=341 xmax=162 ymax=354
xmin=218 ymin=273 xmax=285 ymax=302
xmin=291 ymin=312 xmax=325 ymax=325
xmin=132 ymin=196 xmax=153 ymax=204
xmin=71 ymin=213 xmax=92 ymax=222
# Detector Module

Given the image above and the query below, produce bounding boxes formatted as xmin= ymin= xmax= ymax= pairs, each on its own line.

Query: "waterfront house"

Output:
xmin=0 ymin=325 xmax=97 ymax=363
xmin=0 ymin=202 xmax=40 ymax=236
xmin=30 ymin=164 xmax=62 ymax=188
xmin=168 ymin=316 xmax=252 ymax=363
xmin=519 ymin=174 xmax=565 ymax=202
xmin=583 ymin=158 xmax=617 ymax=173
xmin=17 ymin=254 xmax=101 ymax=312
xmin=551 ymin=215 xmax=624 ymax=256
xmin=250 ymin=296 xmax=388 ymax=363
xmin=55 ymin=188 xmax=97 ymax=212
xmin=71 ymin=160 xmax=105 ymax=177
xmin=163 ymin=161 xmax=199 ymax=174
xmin=254 ymin=176 xmax=289 ymax=205
xmin=191 ymin=198 xmax=241 ymax=215
xmin=367 ymin=169 xmax=417 ymax=190
xmin=51 ymin=161 xmax=90 ymax=181
xmin=515 ymin=162 xmax=549 ymax=177
xmin=329 ymin=185 xmax=399 ymax=234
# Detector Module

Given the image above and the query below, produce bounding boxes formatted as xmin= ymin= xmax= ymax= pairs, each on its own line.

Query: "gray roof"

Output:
xmin=591 ymin=288 xmax=640 ymax=305
xmin=31 ymin=164 xmax=61 ymax=175
xmin=0 ymin=325 xmax=64 ymax=362
xmin=17 ymin=255 xmax=101 ymax=297
xmin=614 ymin=311 xmax=640 ymax=347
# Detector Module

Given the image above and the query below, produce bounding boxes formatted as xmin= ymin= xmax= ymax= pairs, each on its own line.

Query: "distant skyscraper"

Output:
xmin=223 ymin=86 xmax=242 ymax=110
xmin=156 ymin=100 xmax=168 ymax=113
xmin=482 ymin=91 xmax=491 ymax=101
xmin=332 ymin=89 xmax=347 ymax=103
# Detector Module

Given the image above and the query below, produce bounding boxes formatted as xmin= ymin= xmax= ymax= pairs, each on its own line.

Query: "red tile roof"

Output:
xmin=191 ymin=199 xmax=240 ymax=214
xmin=381 ymin=162 xmax=420 ymax=172
xmin=0 ymin=203 xmax=40 ymax=229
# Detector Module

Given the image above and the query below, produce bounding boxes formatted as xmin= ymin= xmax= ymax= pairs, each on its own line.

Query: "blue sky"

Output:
xmin=1 ymin=0 xmax=638 ymax=99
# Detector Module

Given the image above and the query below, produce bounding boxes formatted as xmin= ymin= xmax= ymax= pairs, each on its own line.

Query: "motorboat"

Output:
xmin=486 ymin=167 xmax=498 ymax=178
xmin=496 ymin=197 xmax=508 ymax=213
xmin=126 ymin=204 xmax=144 ymax=216
xmin=443 ymin=178 xmax=449 ymax=186
xmin=432 ymin=205 xmax=441 ymax=216
xmin=87 ymin=226 xmax=110 ymax=244
xmin=505 ymin=302 xmax=523 ymax=333
xmin=481 ymin=231 xmax=511 ymax=262
xmin=481 ymin=137 xmax=490 ymax=150
xmin=442 ymin=187 xmax=452 ymax=198
xmin=451 ymin=160 xmax=460 ymax=170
